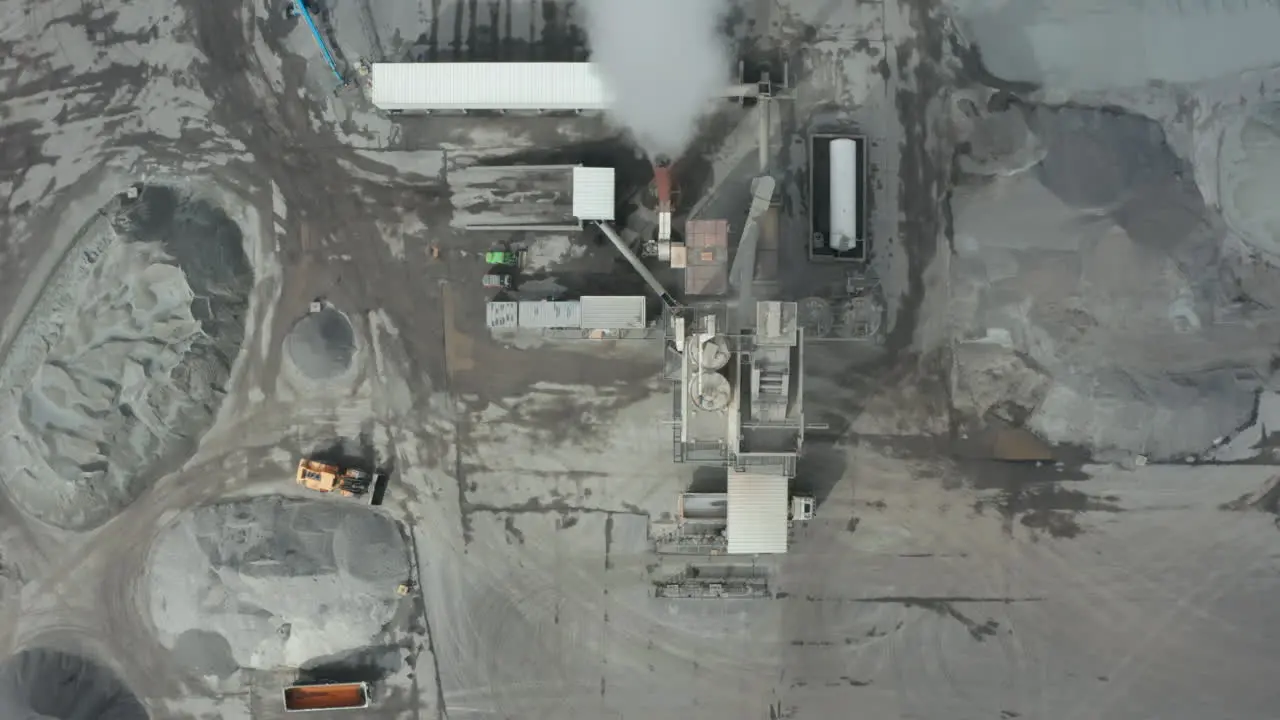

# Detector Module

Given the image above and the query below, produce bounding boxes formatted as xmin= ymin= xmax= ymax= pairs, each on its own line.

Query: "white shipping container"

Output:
xmin=828 ymin=138 xmax=859 ymax=252
xmin=486 ymin=302 xmax=518 ymax=329
xmin=726 ymin=471 xmax=789 ymax=555
xmin=371 ymin=63 xmax=614 ymax=112
xmin=572 ymin=167 xmax=616 ymax=221
xmin=518 ymin=300 xmax=581 ymax=329
xmin=580 ymin=295 xmax=645 ymax=330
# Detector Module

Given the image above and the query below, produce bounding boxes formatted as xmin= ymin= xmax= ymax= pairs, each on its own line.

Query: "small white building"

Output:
xmin=518 ymin=301 xmax=581 ymax=329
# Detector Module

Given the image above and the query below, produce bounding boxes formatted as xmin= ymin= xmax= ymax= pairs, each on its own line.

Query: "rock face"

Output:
xmin=1219 ymin=103 xmax=1280 ymax=259
xmin=147 ymin=497 xmax=410 ymax=673
xmin=0 ymin=185 xmax=253 ymax=531
xmin=0 ymin=648 xmax=148 ymax=720
xmin=284 ymin=306 xmax=357 ymax=381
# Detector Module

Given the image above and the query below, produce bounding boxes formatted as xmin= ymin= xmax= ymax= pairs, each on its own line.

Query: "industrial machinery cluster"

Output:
xmin=269 ymin=21 xmax=884 ymax=711
xmin=366 ymin=58 xmax=880 ymax=563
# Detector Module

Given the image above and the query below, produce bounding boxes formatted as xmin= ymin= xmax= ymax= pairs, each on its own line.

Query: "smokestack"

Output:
xmin=653 ymin=156 xmax=673 ymax=241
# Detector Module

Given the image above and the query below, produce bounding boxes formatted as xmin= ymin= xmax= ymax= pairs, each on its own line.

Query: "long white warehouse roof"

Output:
xmin=726 ymin=471 xmax=789 ymax=555
xmin=372 ymin=63 xmax=615 ymax=111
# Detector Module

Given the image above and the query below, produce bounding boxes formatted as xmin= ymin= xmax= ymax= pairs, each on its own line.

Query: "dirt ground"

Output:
xmin=2 ymin=0 xmax=1280 ymax=719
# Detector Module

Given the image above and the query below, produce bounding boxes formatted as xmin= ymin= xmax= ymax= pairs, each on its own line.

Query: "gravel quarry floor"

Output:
xmin=2 ymin=0 xmax=1280 ymax=719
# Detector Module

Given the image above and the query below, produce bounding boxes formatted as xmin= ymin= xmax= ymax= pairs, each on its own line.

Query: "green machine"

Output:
xmin=484 ymin=249 xmax=525 ymax=267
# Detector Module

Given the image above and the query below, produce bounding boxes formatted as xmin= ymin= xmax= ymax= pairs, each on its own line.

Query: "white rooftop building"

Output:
xmin=371 ymin=62 xmax=614 ymax=112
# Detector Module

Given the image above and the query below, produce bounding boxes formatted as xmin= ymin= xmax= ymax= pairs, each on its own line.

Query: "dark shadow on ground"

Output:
xmin=297 ymin=644 xmax=402 ymax=685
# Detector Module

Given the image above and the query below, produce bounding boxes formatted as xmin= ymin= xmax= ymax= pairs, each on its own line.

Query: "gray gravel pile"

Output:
xmin=147 ymin=497 xmax=409 ymax=673
xmin=284 ymin=307 xmax=356 ymax=381
xmin=0 ymin=648 xmax=147 ymax=720
xmin=950 ymin=104 xmax=1263 ymax=458
xmin=0 ymin=185 xmax=253 ymax=531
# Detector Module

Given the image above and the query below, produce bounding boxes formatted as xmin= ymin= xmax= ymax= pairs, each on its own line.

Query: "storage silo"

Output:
xmin=691 ymin=371 xmax=732 ymax=412
xmin=828 ymin=138 xmax=859 ymax=252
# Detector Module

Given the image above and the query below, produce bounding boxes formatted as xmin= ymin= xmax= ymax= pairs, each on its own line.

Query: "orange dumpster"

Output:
xmin=282 ymin=682 xmax=370 ymax=712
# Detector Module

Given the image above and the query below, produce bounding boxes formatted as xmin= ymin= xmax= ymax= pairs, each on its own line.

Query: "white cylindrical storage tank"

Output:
xmin=691 ymin=371 xmax=731 ymax=412
xmin=828 ymin=138 xmax=858 ymax=252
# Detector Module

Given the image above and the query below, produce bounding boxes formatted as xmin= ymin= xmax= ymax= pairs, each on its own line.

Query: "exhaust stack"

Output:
xmin=653 ymin=155 xmax=673 ymax=242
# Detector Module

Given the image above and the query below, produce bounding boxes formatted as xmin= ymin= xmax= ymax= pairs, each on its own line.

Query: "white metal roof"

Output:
xmin=726 ymin=471 xmax=789 ymax=554
xmin=371 ymin=63 xmax=613 ymax=111
xmin=572 ymin=167 xmax=615 ymax=221
xmin=486 ymin=302 xmax=518 ymax=329
xmin=579 ymin=295 xmax=645 ymax=329
xmin=518 ymin=300 xmax=581 ymax=329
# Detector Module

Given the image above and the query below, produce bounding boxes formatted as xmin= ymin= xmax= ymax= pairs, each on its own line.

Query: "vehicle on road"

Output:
xmin=295 ymin=458 xmax=375 ymax=502
xmin=482 ymin=273 xmax=512 ymax=289
xmin=283 ymin=681 xmax=370 ymax=712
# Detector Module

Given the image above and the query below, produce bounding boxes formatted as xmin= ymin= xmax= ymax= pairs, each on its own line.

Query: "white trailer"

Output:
xmin=676 ymin=493 xmax=815 ymax=522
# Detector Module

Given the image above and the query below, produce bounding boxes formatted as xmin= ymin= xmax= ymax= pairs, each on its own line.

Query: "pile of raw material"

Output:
xmin=147 ymin=497 xmax=410 ymax=672
xmin=949 ymin=105 xmax=1262 ymax=458
xmin=0 ymin=185 xmax=252 ymax=530
xmin=0 ymin=648 xmax=147 ymax=719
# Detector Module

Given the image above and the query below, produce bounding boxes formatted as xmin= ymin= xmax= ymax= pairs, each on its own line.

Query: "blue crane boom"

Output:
xmin=291 ymin=2 xmax=344 ymax=85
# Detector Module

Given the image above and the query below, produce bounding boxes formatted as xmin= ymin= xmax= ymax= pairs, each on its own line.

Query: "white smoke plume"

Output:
xmin=581 ymin=0 xmax=733 ymax=158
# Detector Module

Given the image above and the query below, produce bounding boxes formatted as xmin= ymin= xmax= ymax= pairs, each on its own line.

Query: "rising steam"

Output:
xmin=581 ymin=0 xmax=732 ymax=158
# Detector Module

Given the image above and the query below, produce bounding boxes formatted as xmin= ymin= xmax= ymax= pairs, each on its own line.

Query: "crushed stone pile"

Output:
xmin=0 ymin=185 xmax=252 ymax=531
xmin=0 ymin=648 xmax=147 ymax=720
xmin=147 ymin=497 xmax=410 ymax=674
xmin=950 ymin=105 xmax=1263 ymax=459
xmin=284 ymin=306 xmax=356 ymax=381
xmin=1218 ymin=102 xmax=1280 ymax=259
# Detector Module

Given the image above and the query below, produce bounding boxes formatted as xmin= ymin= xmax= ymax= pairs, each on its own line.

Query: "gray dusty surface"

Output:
xmin=3 ymin=0 xmax=1280 ymax=718
xmin=284 ymin=306 xmax=357 ymax=381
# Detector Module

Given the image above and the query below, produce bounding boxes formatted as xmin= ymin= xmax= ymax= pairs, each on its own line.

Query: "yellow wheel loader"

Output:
xmin=296 ymin=458 xmax=375 ymax=503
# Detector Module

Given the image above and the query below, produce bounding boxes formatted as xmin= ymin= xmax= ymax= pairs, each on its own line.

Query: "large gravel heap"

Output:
xmin=147 ymin=497 xmax=409 ymax=673
xmin=949 ymin=103 xmax=1263 ymax=458
xmin=0 ymin=185 xmax=253 ymax=530
xmin=0 ymin=648 xmax=147 ymax=720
